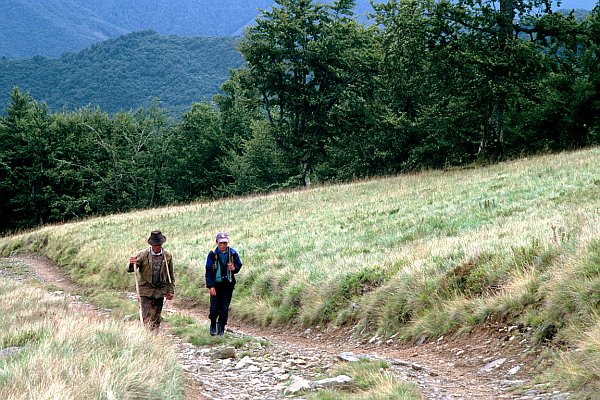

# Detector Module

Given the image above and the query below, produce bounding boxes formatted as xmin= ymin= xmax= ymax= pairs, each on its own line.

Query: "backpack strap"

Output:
xmin=213 ymin=248 xmax=233 ymax=282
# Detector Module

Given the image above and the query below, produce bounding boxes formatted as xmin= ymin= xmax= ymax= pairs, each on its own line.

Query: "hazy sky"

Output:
xmin=555 ymin=0 xmax=597 ymax=9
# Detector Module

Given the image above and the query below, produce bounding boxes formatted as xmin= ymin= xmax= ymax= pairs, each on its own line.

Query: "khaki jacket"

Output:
xmin=128 ymin=247 xmax=175 ymax=298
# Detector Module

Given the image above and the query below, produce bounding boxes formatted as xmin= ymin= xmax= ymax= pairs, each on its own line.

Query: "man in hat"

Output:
xmin=128 ymin=230 xmax=175 ymax=331
xmin=205 ymin=232 xmax=242 ymax=336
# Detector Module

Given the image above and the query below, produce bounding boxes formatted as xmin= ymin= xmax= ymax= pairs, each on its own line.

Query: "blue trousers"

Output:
xmin=209 ymin=283 xmax=235 ymax=326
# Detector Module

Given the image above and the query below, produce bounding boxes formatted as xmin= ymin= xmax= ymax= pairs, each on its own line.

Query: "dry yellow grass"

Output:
xmin=0 ymin=279 xmax=184 ymax=400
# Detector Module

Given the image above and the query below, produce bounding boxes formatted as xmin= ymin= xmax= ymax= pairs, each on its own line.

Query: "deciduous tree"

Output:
xmin=239 ymin=0 xmax=376 ymax=185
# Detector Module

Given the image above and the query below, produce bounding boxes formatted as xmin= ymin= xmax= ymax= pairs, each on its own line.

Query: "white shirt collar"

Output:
xmin=150 ymin=247 xmax=163 ymax=256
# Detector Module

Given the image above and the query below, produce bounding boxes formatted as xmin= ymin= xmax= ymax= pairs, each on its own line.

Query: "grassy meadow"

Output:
xmin=0 ymin=271 xmax=185 ymax=399
xmin=1 ymin=147 xmax=599 ymax=394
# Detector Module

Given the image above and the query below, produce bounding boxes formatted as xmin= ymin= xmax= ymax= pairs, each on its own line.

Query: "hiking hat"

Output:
xmin=148 ymin=230 xmax=167 ymax=245
xmin=216 ymin=232 xmax=229 ymax=243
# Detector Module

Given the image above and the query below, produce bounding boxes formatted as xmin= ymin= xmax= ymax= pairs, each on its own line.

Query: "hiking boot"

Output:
xmin=210 ymin=320 xmax=217 ymax=336
xmin=217 ymin=323 xmax=225 ymax=336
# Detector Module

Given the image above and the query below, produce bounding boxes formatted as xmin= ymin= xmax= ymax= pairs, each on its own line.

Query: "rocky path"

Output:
xmin=3 ymin=254 xmax=571 ymax=400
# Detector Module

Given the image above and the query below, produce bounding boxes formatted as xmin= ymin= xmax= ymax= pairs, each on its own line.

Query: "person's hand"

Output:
xmin=166 ymin=293 xmax=173 ymax=301
xmin=129 ymin=256 xmax=136 ymax=265
xmin=209 ymin=287 xmax=216 ymax=297
xmin=228 ymin=262 xmax=235 ymax=271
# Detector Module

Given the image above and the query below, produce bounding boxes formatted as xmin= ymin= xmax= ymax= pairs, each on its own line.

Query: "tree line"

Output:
xmin=1 ymin=0 xmax=599 ymax=232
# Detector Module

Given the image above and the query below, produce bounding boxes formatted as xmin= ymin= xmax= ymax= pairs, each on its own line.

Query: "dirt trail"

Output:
xmin=7 ymin=254 xmax=567 ymax=400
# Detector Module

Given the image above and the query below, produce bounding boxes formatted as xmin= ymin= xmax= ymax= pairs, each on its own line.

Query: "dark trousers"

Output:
xmin=209 ymin=283 xmax=235 ymax=326
xmin=141 ymin=296 xmax=164 ymax=331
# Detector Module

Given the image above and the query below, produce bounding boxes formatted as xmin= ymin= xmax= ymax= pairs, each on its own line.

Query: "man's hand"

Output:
xmin=209 ymin=287 xmax=216 ymax=297
xmin=228 ymin=262 xmax=235 ymax=271
xmin=129 ymin=256 xmax=136 ymax=265
xmin=166 ymin=293 xmax=173 ymax=301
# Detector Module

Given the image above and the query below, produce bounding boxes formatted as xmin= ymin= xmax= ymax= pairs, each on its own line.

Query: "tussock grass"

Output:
xmin=0 ymin=279 xmax=185 ymax=400
xmin=1 ymin=147 xmax=600 ymax=394
xmin=306 ymin=359 xmax=422 ymax=400
xmin=542 ymin=316 xmax=600 ymax=399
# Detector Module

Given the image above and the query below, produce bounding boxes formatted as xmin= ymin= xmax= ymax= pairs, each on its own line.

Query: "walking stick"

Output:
xmin=228 ymin=247 xmax=233 ymax=283
xmin=132 ymin=262 xmax=144 ymax=325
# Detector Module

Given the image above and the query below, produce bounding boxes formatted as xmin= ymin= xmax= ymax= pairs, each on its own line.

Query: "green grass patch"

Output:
xmin=0 ymin=329 xmax=48 ymax=348
xmin=80 ymin=288 xmax=139 ymax=319
xmin=166 ymin=313 xmax=268 ymax=348
xmin=306 ymin=359 xmax=422 ymax=400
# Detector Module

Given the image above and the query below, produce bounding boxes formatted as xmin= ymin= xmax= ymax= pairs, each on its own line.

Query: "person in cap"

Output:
xmin=205 ymin=232 xmax=242 ymax=336
xmin=127 ymin=230 xmax=175 ymax=331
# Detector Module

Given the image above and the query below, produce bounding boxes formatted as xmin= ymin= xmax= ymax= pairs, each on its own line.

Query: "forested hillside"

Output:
xmin=0 ymin=31 xmax=243 ymax=114
xmin=1 ymin=0 xmax=600 ymax=232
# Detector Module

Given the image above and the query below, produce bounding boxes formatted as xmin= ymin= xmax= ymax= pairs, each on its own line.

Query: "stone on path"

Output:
xmin=337 ymin=351 xmax=378 ymax=362
xmin=211 ymin=346 xmax=236 ymax=359
xmin=284 ymin=375 xmax=311 ymax=394
xmin=507 ymin=365 xmax=521 ymax=375
xmin=311 ymin=374 xmax=353 ymax=390
xmin=234 ymin=355 xmax=252 ymax=369
xmin=390 ymin=358 xmax=426 ymax=371
xmin=338 ymin=352 xmax=360 ymax=362
xmin=480 ymin=358 xmax=507 ymax=373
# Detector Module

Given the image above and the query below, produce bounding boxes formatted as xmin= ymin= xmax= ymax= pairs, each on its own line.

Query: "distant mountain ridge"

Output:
xmin=1 ymin=0 xmax=276 ymax=58
xmin=1 ymin=0 xmax=375 ymax=58
xmin=2 ymin=0 xmax=594 ymax=58
xmin=0 ymin=31 xmax=244 ymax=114
xmin=73 ymin=0 xmax=275 ymax=36
xmin=0 ymin=0 xmax=129 ymax=58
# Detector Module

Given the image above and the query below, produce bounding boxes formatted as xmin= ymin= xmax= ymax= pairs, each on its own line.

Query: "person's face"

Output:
xmin=217 ymin=241 xmax=228 ymax=252
xmin=151 ymin=244 xmax=162 ymax=253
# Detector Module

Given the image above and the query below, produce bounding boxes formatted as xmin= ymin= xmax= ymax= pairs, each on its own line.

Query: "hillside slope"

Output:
xmin=1 ymin=147 xmax=600 ymax=395
xmin=0 ymin=31 xmax=244 ymax=114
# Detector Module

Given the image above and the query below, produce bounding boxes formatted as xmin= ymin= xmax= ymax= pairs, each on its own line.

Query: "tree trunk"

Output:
xmin=479 ymin=0 xmax=513 ymax=161
xmin=479 ymin=96 xmax=505 ymax=161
